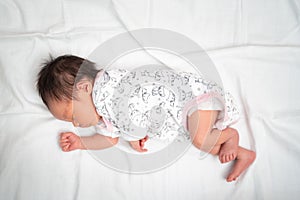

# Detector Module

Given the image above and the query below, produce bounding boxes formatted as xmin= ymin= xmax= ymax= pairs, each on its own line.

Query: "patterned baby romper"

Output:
xmin=92 ymin=67 xmax=240 ymax=141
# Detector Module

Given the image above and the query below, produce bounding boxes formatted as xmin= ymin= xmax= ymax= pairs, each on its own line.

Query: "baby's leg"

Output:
xmin=187 ymin=110 xmax=256 ymax=182
xmin=187 ymin=110 xmax=237 ymax=156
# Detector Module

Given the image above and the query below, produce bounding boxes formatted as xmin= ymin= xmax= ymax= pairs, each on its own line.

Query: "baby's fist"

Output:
xmin=59 ymin=132 xmax=83 ymax=152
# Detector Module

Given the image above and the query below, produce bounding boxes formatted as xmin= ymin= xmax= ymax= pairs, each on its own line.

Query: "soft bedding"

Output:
xmin=1 ymin=0 xmax=300 ymax=199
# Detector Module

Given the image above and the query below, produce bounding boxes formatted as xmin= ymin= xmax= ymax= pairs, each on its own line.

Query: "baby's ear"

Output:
xmin=75 ymin=80 xmax=93 ymax=94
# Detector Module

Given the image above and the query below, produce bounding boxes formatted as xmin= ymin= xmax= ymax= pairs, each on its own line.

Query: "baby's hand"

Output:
xmin=59 ymin=132 xmax=83 ymax=152
xmin=129 ymin=135 xmax=149 ymax=152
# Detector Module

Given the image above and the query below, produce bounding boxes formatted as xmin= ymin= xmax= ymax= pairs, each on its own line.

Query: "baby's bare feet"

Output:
xmin=219 ymin=130 xmax=239 ymax=163
xmin=226 ymin=147 xmax=256 ymax=182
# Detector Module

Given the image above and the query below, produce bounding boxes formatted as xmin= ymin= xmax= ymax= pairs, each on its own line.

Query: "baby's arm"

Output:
xmin=60 ymin=132 xmax=119 ymax=152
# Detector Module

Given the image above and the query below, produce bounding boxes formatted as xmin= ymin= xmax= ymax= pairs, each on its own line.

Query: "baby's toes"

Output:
xmin=226 ymin=174 xmax=236 ymax=182
xmin=219 ymin=154 xmax=223 ymax=163
xmin=227 ymin=153 xmax=236 ymax=162
xmin=230 ymin=152 xmax=238 ymax=161
xmin=220 ymin=154 xmax=227 ymax=163
xmin=220 ymin=153 xmax=235 ymax=163
xmin=228 ymin=154 xmax=234 ymax=162
xmin=232 ymin=153 xmax=237 ymax=160
xmin=226 ymin=155 xmax=231 ymax=162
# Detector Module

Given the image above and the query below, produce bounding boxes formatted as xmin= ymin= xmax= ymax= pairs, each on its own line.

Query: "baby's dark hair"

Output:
xmin=37 ymin=55 xmax=100 ymax=107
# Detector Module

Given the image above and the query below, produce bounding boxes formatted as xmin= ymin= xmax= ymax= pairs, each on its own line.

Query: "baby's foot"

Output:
xmin=219 ymin=132 xmax=239 ymax=163
xmin=226 ymin=147 xmax=256 ymax=182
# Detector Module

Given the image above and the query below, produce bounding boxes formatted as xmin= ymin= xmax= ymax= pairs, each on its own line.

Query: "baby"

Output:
xmin=37 ymin=55 xmax=256 ymax=182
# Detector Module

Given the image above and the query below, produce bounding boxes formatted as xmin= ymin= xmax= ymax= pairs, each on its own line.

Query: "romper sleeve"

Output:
xmin=95 ymin=118 xmax=144 ymax=141
xmin=94 ymin=118 xmax=121 ymax=138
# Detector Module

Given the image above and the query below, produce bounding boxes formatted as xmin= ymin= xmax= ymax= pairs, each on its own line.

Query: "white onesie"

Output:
xmin=92 ymin=67 xmax=240 ymax=141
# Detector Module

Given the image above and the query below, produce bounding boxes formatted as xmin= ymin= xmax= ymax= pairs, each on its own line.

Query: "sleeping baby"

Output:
xmin=37 ymin=55 xmax=255 ymax=182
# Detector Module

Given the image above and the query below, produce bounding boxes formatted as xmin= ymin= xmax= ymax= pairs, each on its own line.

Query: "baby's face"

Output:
xmin=48 ymin=96 xmax=100 ymax=128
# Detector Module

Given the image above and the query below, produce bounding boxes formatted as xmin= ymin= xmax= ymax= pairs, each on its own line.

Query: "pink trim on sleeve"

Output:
xmin=102 ymin=117 xmax=113 ymax=132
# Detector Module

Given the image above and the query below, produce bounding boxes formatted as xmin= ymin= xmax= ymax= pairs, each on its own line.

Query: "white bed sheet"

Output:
xmin=1 ymin=0 xmax=300 ymax=199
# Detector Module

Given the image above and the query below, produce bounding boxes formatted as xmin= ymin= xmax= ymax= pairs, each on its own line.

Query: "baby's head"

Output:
xmin=37 ymin=55 xmax=101 ymax=127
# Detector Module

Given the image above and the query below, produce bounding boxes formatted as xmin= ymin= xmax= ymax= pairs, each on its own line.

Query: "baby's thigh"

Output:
xmin=187 ymin=110 xmax=219 ymax=141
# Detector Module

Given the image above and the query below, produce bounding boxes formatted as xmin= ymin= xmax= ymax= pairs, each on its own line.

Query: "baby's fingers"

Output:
xmin=60 ymin=132 xmax=74 ymax=139
xmin=61 ymin=143 xmax=70 ymax=152
xmin=135 ymin=148 xmax=145 ymax=152
xmin=140 ymin=141 xmax=147 ymax=150
xmin=138 ymin=143 xmax=148 ymax=152
xmin=60 ymin=141 xmax=69 ymax=148
xmin=139 ymin=147 xmax=148 ymax=152
xmin=60 ymin=139 xmax=69 ymax=143
xmin=143 ymin=135 xmax=149 ymax=142
xmin=140 ymin=136 xmax=149 ymax=146
xmin=131 ymin=144 xmax=143 ymax=152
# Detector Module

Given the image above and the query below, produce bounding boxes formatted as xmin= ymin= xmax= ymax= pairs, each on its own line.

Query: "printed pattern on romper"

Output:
xmin=92 ymin=68 xmax=240 ymax=141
